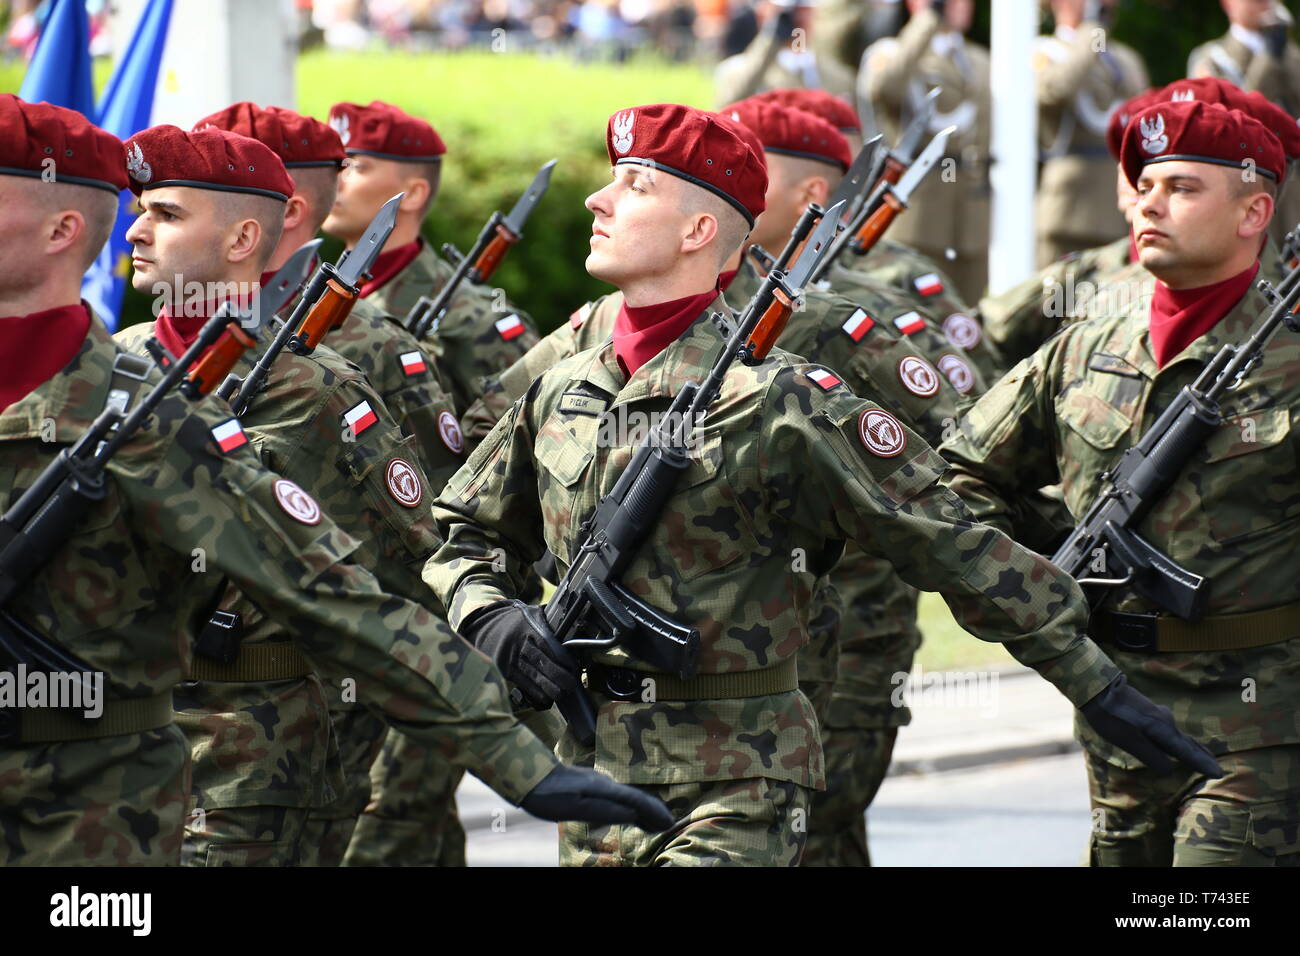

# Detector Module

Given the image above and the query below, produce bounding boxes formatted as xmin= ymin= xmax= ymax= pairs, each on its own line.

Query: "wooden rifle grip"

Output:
xmin=882 ymin=156 xmax=905 ymax=186
xmin=469 ymin=225 xmax=518 ymax=283
xmin=850 ymin=193 xmax=903 ymax=254
xmin=744 ymin=288 xmax=794 ymax=361
xmin=295 ymin=278 xmax=356 ymax=352
xmin=182 ymin=325 xmax=256 ymax=397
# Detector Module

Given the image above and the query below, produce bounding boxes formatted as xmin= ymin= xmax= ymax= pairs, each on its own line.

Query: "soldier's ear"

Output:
xmin=399 ymin=176 xmax=431 ymax=214
xmin=44 ymin=208 xmax=87 ymax=257
xmin=225 ymin=217 xmax=262 ymax=265
xmin=282 ymin=195 xmax=310 ymax=232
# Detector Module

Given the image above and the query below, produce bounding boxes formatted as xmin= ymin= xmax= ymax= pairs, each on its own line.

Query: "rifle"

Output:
xmin=811 ymin=125 xmax=954 ymax=286
xmin=224 ymin=194 xmax=402 ymax=416
xmin=0 ymin=304 xmax=255 ymax=687
xmin=540 ymin=201 xmax=846 ymax=745
xmin=405 ymin=160 xmax=556 ymax=339
xmin=1280 ymin=224 xmax=1300 ymax=274
xmin=1051 ymin=270 xmax=1300 ymax=621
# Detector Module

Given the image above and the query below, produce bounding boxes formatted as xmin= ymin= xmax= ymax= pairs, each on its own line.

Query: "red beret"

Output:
xmin=1106 ymin=88 xmax=1158 ymax=161
xmin=124 ymin=125 xmax=295 ymax=201
xmin=193 ymin=102 xmax=345 ymax=169
xmin=0 ymin=93 xmax=126 ymax=193
xmin=1158 ymin=78 xmax=1300 ymax=160
xmin=328 ymin=100 xmax=445 ymax=162
xmin=723 ymin=98 xmax=852 ymax=172
xmin=605 ymin=103 xmax=767 ymax=227
xmin=751 ymin=88 xmax=860 ymax=133
xmin=1121 ymin=100 xmax=1286 ymax=187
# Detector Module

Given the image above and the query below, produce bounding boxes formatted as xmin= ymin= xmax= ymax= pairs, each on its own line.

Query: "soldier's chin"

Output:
xmin=585 ymin=249 xmax=620 ymax=283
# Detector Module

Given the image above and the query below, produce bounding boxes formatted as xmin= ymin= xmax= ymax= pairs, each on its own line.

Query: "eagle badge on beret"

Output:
xmin=612 ymin=110 xmax=635 ymax=155
xmin=126 ymin=142 xmax=152 ymax=184
xmin=1140 ymin=113 xmax=1168 ymax=155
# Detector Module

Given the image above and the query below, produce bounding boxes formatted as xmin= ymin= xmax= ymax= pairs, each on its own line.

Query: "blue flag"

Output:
xmin=81 ymin=0 xmax=174 ymax=328
xmin=18 ymin=0 xmax=94 ymax=119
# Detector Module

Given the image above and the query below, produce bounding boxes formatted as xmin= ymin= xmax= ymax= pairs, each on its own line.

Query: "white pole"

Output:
xmin=988 ymin=0 xmax=1038 ymax=296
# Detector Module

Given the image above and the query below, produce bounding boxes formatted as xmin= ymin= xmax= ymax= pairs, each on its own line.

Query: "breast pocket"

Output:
xmin=1197 ymin=407 xmax=1300 ymax=545
xmin=1055 ymin=388 xmax=1134 ymax=511
xmin=534 ymin=413 xmax=598 ymax=567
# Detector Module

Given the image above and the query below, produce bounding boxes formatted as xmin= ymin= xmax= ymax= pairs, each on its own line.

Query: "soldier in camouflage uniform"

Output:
xmin=323 ymin=100 xmax=540 ymax=419
xmin=942 ymin=100 xmax=1299 ymax=866
xmin=188 ymin=102 xmax=469 ymax=866
xmin=0 ymin=97 xmax=670 ymax=865
xmin=425 ymin=103 xmax=1218 ymax=867
xmin=859 ymin=0 xmax=991 ymax=302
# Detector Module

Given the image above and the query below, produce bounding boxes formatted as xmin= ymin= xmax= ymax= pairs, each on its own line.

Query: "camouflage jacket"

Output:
xmin=830 ymin=238 xmax=1001 ymax=383
xmin=363 ymin=239 xmax=541 ymax=418
xmin=323 ymin=295 xmax=467 ymax=489
xmin=426 ymin=297 xmax=1123 ymax=788
xmin=940 ymin=277 xmax=1300 ymax=767
xmin=977 ymin=235 xmax=1133 ymax=374
xmin=1 ymin=318 xmax=559 ymax=862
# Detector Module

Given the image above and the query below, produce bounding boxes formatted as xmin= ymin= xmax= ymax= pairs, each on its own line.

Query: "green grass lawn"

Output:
xmin=915 ymin=591 xmax=1015 ymax=672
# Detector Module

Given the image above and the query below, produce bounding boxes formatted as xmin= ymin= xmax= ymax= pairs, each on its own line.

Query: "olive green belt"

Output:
xmin=8 ymin=692 xmax=173 ymax=744
xmin=586 ymin=658 xmax=798 ymax=702
xmin=188 ymin=643 xmax=313 ymax=682
xmin=1089 ymin=602 xmax=1300 ymax=654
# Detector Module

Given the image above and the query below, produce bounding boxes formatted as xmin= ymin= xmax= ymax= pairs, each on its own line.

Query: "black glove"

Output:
xmin=1080 ymin=674 xmax=1224 ymax=778
xmin=520 ymin=764 xmax=675 ymax=831
xmin=1264 ymin=21 xmax=1290 ymax=59
xmin=461 ymin=599 xmax=580 ymax=710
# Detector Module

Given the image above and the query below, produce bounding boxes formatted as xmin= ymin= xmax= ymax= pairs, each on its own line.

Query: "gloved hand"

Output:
xmin=1262 ymin=3 xmax=1293 ymax=58
xmin=461 ymin=599 xmax=580 ymax=710
xmin=520 ymin=764 xmax=675 ymax=831
xmin=1080 ymin=674 xmax=1224 ymax=777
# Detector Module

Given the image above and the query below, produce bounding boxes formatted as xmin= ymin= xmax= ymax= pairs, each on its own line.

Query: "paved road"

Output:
xmin=460 ymin=751 xmax=1094 ymax=867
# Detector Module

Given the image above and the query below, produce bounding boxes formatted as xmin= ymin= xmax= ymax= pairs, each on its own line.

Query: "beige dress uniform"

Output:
xmin=714 ymin=17 xmax=857 ymax=107
xmin=858 ymin=7 xmax=991 ymax=302
xmin=1034 ymin=23 xmax=1148 ymax=266
xmin=1188 ymin=24 xmax=1300 ymax=245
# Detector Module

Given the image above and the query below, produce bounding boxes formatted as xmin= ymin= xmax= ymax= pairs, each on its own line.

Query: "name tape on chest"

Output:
xmin=942 ymin=312 xmax=982 ymax=350
xmin=495 ymin=314 xmax=526 ymax=341
xmin=273 ymin=479 xmax=322 ymax=525
xmin=343 ymin=399 xmax=379 ymax=438
xmin=437 ymin=409 xmax=464 ymax=454
xmin=893 ymin=311 xmax=926 ymax=336
xmin=399 ymin=350 xmax=427 ymax=376
xmin=211 ymin=418 xmax=249 ymax=454
xmin=913 ymin=272 xmax=944 ymax=297
xmin=385 ymin=457 xmax=424 ymax=508
xmin=858 ymin=408 xmax=908 ymax=458
xmin=807 ymin=367 xmax=843 ymax=390
xmin=559 ymin=391 xmax=610 ymax=416
xmin=898 ymin=355 xmax=940 ymax=397
xmin=841 ymin=308 xmax=876 ymax=343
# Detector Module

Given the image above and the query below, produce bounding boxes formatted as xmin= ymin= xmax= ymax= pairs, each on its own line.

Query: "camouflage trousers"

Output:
xmin=1086 ymin=744 xmax=1300 ymax=867
xmin=341 ymin=729 xmax=466 ymax=867
xmin=301 ymin=705 xmax=390 ymax=867
xmin=183 ymin=804 xmax=314 ymax=866
xmin=561 ymin=775 xmax=811 ymax=867
xmin=0 ymin=726 xmax=189 ymax=866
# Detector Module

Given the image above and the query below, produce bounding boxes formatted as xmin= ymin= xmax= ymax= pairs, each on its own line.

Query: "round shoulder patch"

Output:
xmin=937 ymin=353 xmax=975 ymax=394
xmin=858 ymin=408 xmax=907 ymax=458
xmin=942 ymin=312 xmax=982 ymax=350
xmin=273 ymin=479 xmax=322 ymax=525
xmin=898 ymin=355 xmax=940 ymax=397
xmin=438 ymin=409 xmax=464 ymax=454
xmin=385 ymin=458 xmax=424 ymax=508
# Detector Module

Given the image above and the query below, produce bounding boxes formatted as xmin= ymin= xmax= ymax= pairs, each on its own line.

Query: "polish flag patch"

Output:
xmin=211 ymin=418 xmax=248 ymax=454
xmin=343 ymin=400 xmax=378 ymax=438
xmin=495 ymin=314 xmax=526 ymax=341
xmin=841 ymin=308 xmax=876 ymax=343
xmin=913 ymin=272 xmax=944 ymax=297
xmin=807 ymin=368 xmax=842 ymax=390
xmin=570 ymin=303 xmax=593 ymax=330
xmin=893 ymin=311 xmax=926 ymax=336
xmin=399 ymin=351 xmax=427 ymax=376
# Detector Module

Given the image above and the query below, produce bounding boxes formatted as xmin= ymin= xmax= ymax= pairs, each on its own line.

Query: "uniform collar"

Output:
xmin=1230 ymin=23 xmax=1266 ymax=56
xmin=571 ymin=293 xmax=731 ymax=406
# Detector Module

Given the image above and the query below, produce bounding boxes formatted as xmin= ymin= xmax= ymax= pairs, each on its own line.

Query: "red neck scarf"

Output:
xmin=613 ymin=286 xmax=719 ymax=378
xmin=1148 ymin=262 xmax=1258 ymax=368
xmin=359 ymin=238 xmax=422 ymax=298
xmin=0 ymin=303 xmax=92 ymax=412
xmin=153 ymin=289 xmax=253 ymax=358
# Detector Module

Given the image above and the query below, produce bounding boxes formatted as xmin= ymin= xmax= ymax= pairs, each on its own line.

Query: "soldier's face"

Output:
xmin=325 ymin=155 xmax=419 ymax=245
xmin=125 ymin=187 xmax=230 ymax=297
xmin=1222 ymin=0 xmax=1274 ymax=30
xmin=1132 ymin=161 xmax=1270 ymax=284
xmin=1116 ymin=165 xmax=1138 ymax=222
xmin=584 ymin=164 xmax=690 ymax=285
xmin=750 ymin=154 xmax=830 ymax=255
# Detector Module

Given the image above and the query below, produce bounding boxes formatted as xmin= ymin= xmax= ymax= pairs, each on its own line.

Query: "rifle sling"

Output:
xmin=1089 ymin=602 xmax=1300 ymax=654
xmin=187 ymin=642 xmax=313 ymax=682
xmin=585 ymin=657 xmax=797 ymax=702
xmin=3 ymin=691 xmax=172 ymax=745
